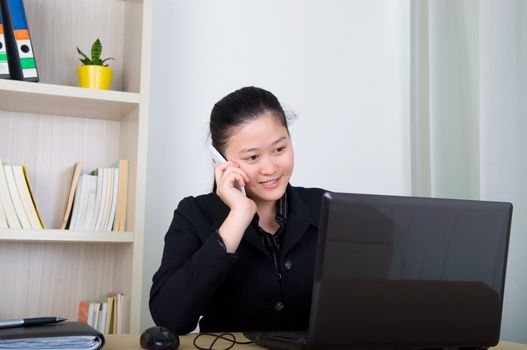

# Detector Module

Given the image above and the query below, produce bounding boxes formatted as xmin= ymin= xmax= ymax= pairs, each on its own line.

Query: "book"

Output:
xmin=0 ymin=197 xmax=7 ymax=228
xmin=106 ymin=168 xmax=119 ymax=231
xmin=94 ymin=168 xmax=108 ymax=231
xmin=90 ymin=301 xmax=100 ymax=331
xmin=60 ymin=161 xmax=82 ymax=230
xmin=12 ymin=165 xmax=43 ymax=229
xmin=80 ymin=175 xmax=97 ymax=230
xmin=21 ymin=165 xmax=44 ymax=228
xmin=104 ymin=295 xmax=114 ymax=334
xmin=107 ymin=292 xmax=124 ymax=334
xmin=68 ymin=173 xmax=86 ymax=230
xmin=100 ymin=168 xmax=114 ymax=231
xmin=112 ymin=160 xmax=128 ymax=231
xmin=3 ymin=164 xmax=31 ymax=229
xmin=77 ymin=300 xmax=90 ymax=324
xmin=97 ymin=301 xmax=107 ymax=334
xmin=0 ymin=321 xmax=105 ymax=349
xmin=88 ymin=168 xmax=104 ymax=231
xmin=89 ymin=303 xmax=98 ymax=329
xmin=0 ymin=159 xmax=20 ymax=228
xmin=77 ymin=175 xmax=96 ymax=231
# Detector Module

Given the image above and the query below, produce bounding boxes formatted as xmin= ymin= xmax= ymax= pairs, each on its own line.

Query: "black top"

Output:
xmin=252 ymin=191 xmax=288 ymax=279
xmin=149 ymin=185 xmax=326 ymax=334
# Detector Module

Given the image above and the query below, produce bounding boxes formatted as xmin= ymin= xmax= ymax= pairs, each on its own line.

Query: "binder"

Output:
xmin=0 ymin=321 xmax=105 ymax=349
xmin=0 ymin=4 xmax=10 ymax=78
xmin=0 ymin=0 xmax=38 ymax=81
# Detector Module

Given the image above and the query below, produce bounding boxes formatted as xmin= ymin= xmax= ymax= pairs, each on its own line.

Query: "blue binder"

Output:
xmin=0 ymin=5 xmax=10 ymax=78
xmin=0 ymin=0 xmax=38 ymax=81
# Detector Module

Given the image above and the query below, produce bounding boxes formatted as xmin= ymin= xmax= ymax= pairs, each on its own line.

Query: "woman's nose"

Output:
xmin=260 ymin=156 xmax=277 ymax=174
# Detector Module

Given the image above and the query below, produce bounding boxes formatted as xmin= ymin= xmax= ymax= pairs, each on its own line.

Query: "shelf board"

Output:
xmin=0 ymin=229 xmax=134 ymax=243
xmin=0 ymin=79 xmax=140 ymax=120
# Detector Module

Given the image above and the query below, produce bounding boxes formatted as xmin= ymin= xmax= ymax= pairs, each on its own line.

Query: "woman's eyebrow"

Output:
xmin=239 ymin=136 xmax=288 ymax=154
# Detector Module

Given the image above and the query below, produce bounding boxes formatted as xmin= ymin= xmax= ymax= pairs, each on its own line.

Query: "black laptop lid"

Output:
xmin=309 ymin=192 xmax=512 ymax=349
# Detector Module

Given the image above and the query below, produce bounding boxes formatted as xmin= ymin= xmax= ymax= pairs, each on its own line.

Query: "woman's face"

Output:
xmin=224 ymin=112 xmax=294 ymax=205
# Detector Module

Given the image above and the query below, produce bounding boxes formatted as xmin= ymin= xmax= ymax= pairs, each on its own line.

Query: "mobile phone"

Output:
xmin=209 ymin=145 xmax=246 ymax=195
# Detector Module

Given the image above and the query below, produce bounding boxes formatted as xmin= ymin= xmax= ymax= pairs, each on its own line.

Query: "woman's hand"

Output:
xmin=214 ymin=161 xmax=257 ymax=253
xmin=214 ymin=161 xmax=254 ymax=211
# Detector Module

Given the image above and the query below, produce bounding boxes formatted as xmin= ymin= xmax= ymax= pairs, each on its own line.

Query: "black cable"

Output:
xmin=193 ymin=332 xmax=253 ymax=350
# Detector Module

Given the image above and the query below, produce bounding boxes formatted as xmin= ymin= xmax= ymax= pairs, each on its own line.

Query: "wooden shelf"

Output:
xmin=0 ymin=0 xmax=151 ymax=332
xmin=0 ymin=79 xmax=140 ymax=120
xmin=0 ymin=229 xmax=134 ymax=243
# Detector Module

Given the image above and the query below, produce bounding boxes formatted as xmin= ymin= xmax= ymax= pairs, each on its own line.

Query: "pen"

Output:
xmin=0 ymin=317 xmax=67 ymax=329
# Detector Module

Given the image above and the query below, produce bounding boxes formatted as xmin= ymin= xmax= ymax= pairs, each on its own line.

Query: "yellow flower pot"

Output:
xmin=78 ymin=65 xmax=113 ymax=90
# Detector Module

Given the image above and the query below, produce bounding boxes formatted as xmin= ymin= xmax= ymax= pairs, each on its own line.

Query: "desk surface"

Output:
xmin=104 ymin=334 xmax=527 ymax=350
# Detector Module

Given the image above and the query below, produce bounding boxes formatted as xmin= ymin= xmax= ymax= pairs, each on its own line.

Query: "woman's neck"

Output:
xmin=256 ymin=200 xmax=279 ymax=234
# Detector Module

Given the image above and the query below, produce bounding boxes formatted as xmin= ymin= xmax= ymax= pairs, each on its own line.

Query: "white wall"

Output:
xmin=142 ymin=0 xmax=410 ymax=329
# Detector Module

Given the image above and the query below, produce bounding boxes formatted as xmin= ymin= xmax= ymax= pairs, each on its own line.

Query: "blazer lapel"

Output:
xmin=282 ymin=186 xmax=319 ymax=254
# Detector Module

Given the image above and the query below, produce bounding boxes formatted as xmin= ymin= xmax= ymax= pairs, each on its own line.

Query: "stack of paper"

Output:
xmin=0 ymin=322 xmax=104 ymax=350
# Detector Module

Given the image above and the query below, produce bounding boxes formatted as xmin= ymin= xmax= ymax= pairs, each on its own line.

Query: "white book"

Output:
xmin=0 ymin=160 xmax=21 ymax=229
xmin=89 ymin=168 xmax=104 ymax=231
xmin=12 ymin=165 xmax=43 ymax=229
xmin=101 ymin=168 xmax=114 ymax=231
xmin=3 ymin=165 xmax=31 ymax=229
xmin=98 ymin=301 xmax=108 ymax=333
xmin=92 ymin=301 xmax=101 ymax=330
xmin=87 ymin=302 xmax=96 ymax=327
xmin=69 ymin=175 xmax=86 ymax=230
xmin=117 ymin=293 xmax=124 ymax=334
xmin=94 ymin=168 xmax=109 ymax=231
xmin=0 ymin=199 xmax=8 ymax=229
xmin=81 ymin=175 xmax=98 ymax=230
xmin=76 ymin=174 xmax=96 ymax=231
xmin=106 ymin=169 xmax=119 ymax=231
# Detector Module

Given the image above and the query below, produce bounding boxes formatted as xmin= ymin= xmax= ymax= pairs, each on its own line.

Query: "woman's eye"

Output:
xmin=247 ymin=154 xmax=259 ymax=161
xmin=275 ymin=146 xmax=286 ymax=153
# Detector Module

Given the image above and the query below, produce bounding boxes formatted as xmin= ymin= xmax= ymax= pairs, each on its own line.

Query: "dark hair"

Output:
xmin=210 ymin=86 xmax=289 ymax=154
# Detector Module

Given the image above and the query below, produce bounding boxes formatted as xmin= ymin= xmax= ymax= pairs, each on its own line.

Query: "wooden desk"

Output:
xmin=104 ymin=334 xmax=526 ymax=350
xmin=105 ymin=333 xmax=259 ymax=349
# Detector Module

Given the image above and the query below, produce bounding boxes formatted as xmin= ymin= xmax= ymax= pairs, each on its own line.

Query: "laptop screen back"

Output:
xmin=309 ymin=192 xmax=512 ymax=349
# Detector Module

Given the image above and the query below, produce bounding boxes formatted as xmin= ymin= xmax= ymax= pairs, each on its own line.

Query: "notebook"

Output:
xmin=0 ymin=321 xmax=105 ymax=349
xmin=244 ymin=192 xmax=512 ymax=350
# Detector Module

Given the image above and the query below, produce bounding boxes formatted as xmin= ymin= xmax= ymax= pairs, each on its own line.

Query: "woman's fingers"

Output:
xmin=214 ymin=161 xmax=249 ymax=190
xmin=213 ymin=161 xmax=253 ymax=210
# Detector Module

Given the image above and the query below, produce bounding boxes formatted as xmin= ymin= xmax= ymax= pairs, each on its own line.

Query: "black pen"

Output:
xmin=0 ymin=317 xmax=67 ymax=329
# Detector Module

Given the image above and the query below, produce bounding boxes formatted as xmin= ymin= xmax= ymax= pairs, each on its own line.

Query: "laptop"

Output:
xmin=244 ymin=192 xmax=513 ymax=350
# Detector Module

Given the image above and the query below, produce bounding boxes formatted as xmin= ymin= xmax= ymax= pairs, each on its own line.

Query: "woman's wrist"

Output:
xmin=218 ymin=207 xmax=255 ymax=253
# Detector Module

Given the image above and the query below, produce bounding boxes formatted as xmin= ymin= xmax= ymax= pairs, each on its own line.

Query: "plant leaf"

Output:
xmin=91 ymin=38 xmax=102 ymax=62
xmin=101 ymin=57 xmax=115 ymax=65
xmin=77 ymin=47 xmax=92 ymax=65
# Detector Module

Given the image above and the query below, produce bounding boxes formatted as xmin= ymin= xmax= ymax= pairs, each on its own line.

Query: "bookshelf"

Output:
xmin=0 ymin=0 xmax=151 ymax=333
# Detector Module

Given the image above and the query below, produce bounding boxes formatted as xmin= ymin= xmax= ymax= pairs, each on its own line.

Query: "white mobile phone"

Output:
xmin=209 ymin=145 xmax=227 ymax=164
xmin=209 ymin=145 xmax=246 ymax=195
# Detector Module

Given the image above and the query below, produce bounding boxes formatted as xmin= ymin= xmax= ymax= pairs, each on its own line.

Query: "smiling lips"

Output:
xmin=260 ymin=178 xmax=280 ymax=188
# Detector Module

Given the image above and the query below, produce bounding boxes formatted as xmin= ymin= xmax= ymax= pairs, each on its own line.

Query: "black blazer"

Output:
xmin=149 ymin=185 xmax=326 ymax=334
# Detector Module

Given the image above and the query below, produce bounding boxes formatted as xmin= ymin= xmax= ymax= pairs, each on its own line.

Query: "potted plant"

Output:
xmin=77 ymin=38 xmax=114 ymax=90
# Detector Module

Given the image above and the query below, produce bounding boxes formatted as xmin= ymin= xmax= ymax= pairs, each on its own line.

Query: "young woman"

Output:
xmin=149 ymin=86 xmax=326 ymax=334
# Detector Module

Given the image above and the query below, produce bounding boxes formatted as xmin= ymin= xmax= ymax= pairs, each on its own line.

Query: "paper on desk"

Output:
xmin=0 ymin=335 xmax=102 ymax=349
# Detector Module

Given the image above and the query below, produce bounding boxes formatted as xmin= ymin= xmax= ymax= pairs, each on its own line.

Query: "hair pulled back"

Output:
xmin=210 ymin=86 xmax=289 ymax=153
